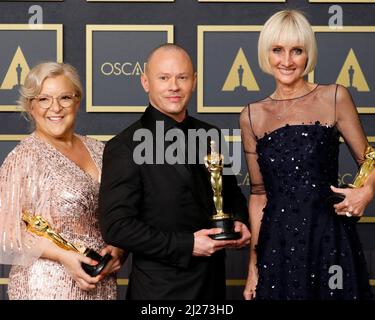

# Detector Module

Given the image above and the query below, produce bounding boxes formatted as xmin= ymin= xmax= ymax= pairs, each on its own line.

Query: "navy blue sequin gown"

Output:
xmin=241 ymin=84 xmax=373 ymax=300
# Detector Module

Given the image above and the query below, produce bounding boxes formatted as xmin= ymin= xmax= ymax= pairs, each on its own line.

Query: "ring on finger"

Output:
xmin=345 ymin=211 xmax=352 ymax=217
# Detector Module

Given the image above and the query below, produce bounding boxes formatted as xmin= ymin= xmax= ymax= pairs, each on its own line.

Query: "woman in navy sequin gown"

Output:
xmin=240 ymin=10 xmax=374 ymax=300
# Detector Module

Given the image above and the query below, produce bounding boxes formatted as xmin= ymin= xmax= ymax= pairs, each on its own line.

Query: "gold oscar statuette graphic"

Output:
xmin=22 ymin=211 xmax=112 ymax=276
xmin=327 ymin=145 xmax=375 ymax=211
xmin=204 ymin=141 xmax=240 ymax=240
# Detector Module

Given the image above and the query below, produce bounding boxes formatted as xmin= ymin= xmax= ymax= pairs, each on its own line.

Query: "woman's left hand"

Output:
xmin=330 ymin=185 xmax=374 ymax=217
xmin=99 ymin=245 xmax=126 ymax=277
xmin=230 ymin=221 xmax=251 ymax=249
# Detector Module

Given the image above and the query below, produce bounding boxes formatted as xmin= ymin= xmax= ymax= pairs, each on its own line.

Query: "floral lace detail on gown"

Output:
xmin=1 ymin=133 xmax=117 ymax=300
xmin=240 ymin=84 xmax=373 ymax=299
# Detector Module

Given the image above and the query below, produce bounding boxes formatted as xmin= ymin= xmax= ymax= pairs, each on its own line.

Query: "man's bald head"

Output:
xmin=140 ymin=43 xmax=197 ymax=122
xmin=144 ymin=43 xmax=194 ymax=74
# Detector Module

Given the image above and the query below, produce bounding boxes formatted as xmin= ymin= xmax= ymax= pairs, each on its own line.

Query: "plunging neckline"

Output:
xmin=32 ymin=132 xmax=101 ymax=184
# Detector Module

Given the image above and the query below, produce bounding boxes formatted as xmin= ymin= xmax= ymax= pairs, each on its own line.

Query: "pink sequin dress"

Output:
xmin=0 ymin=133 xmax=117 ymax=300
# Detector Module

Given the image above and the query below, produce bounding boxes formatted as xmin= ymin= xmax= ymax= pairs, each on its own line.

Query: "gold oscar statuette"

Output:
xmin=204 ymin=141 xmax=240 ymax=240
xmin=348 ymin=146 xmax=375 ymax=188
xmin=22 ymin=211 xmax=112 ymax=276
xmin=327 ymin=145 xmax=375 ymax=212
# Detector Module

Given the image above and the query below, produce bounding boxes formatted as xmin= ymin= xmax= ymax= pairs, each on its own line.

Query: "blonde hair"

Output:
xmin=258 ymin=10 xmax=317 ymax=76
xmin=18 ymin=62 xmax=83 ymax=123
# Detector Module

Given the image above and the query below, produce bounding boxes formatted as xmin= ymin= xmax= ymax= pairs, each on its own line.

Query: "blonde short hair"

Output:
xmin=18 ymin=62 xmax=83 ymax=122
xmin=258 ymin=10 xmax=317 ymax=76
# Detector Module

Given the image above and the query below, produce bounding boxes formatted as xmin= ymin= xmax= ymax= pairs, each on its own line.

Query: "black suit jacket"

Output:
xmin=99 ymin=106 xmax=248 ymax=299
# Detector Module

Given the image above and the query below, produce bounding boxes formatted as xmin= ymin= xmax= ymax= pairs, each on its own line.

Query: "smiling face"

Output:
xmin=141 ymin=47 xmax=197 ymax=122
xmin=258 ymin=10 xmax=317 ymax=79
xmin=29 ymin=75 xmax=80 ymax=142
xmin=268 ymin=43 xmax=308 ymax=87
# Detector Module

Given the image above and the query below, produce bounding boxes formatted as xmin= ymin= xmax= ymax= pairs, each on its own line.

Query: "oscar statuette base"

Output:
xmin=82 ymin=249 xmax=112 ymax=277
xmin=209 ymin=218 xmax=241 ymax=240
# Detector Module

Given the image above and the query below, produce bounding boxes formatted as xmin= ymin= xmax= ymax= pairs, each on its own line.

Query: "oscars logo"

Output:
xmin=336 ymin=48 xmax=370 ymax=93
xmin=222 ymin=47 xmax=259 ymax=93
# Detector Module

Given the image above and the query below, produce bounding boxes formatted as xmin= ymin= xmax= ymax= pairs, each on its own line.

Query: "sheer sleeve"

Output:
xmin=240 ymin=105 xmax=266 ymax=195
xmin=0 ymin=141 xmax=51 ymax=266
xmin=335 ymin=85 xmax=369 ymax=166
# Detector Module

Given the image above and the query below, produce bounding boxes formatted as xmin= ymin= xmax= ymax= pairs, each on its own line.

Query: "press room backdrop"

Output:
xmin=0 ymin=0 xmax=374 ymax=300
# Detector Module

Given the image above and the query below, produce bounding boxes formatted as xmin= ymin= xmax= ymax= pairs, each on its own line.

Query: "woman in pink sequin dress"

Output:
xmin=0 ymin=62 xmax=123 ymax=299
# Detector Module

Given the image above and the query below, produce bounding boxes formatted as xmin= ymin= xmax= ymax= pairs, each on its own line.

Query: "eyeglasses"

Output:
xmin=32 ymin=93 xmax=78 ymax=109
